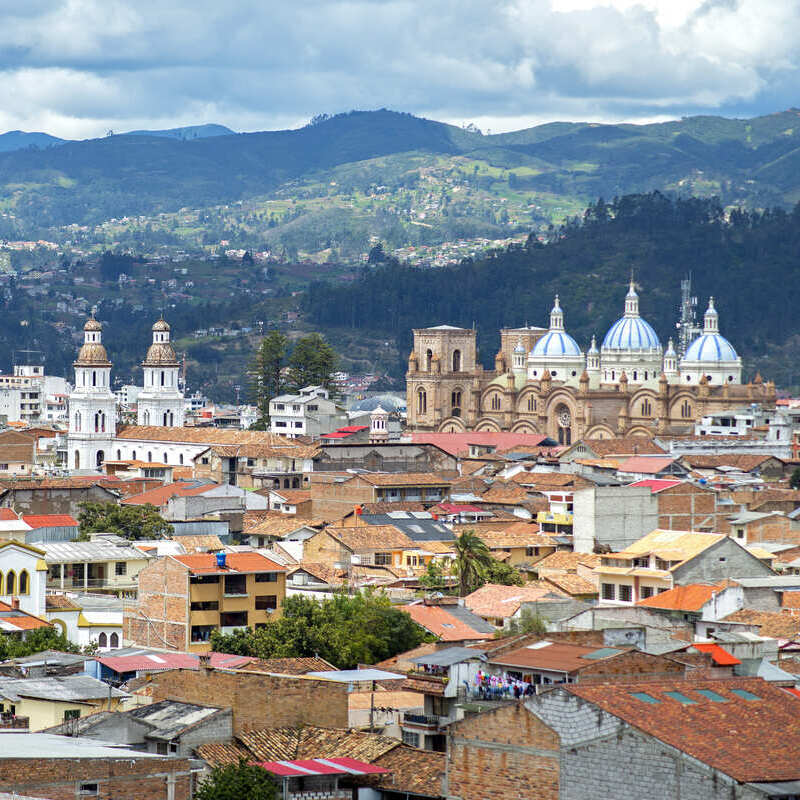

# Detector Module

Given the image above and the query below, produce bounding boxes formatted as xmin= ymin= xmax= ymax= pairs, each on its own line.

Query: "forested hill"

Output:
xmin=7 ymin=108 xmax=800 ymax=229
xmin=303 ymin=193 xmax=800 ymax=387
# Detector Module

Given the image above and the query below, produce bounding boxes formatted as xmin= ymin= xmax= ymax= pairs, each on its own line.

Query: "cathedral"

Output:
xmin=68 ymin=316 xmax=184 ymax=470
xmin=406 ymin=282 xmax=775 ymax=442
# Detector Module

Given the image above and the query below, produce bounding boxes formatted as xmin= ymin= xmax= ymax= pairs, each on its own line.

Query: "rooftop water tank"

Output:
xmin=216 ymin=552 xmax=227 ymax=568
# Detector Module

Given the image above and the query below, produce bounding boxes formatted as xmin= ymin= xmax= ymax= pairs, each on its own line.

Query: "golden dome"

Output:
xmin=142 ymin=342 xmax=179 ymax=366
xmin=152 ymin=318 xmax=171 ymax=333
xmin=84 ymin=317 xmax=102 ymax=332
xmin=74 ymin=343 xmax=111 ymax=366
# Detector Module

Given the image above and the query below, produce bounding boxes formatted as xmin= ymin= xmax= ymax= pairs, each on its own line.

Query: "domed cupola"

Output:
xmin=527 ymin=295 xmax=585 ymax=383
xmin=600 ymin=280 xmax=663 ymax=385
xmin=679 ymin=298 xmax=742 ymax=385
xmin=137 ymin=317 xmax=185 ymax=427
xmin=75 ymin=315 xmax=111 ymax=367
xmin=142 ymin=318 xmax=179 ymax=367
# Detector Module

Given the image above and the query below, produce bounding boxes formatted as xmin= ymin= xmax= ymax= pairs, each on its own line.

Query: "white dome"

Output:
xmin=683 ymin=333 xmax=738 ymax=363
xmin=532 ymin=330 xmax=582 ymax=357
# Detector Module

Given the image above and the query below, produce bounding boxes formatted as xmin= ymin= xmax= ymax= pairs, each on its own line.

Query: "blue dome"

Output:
xmin=602 ymin=316 xmax=661 ymax=350
xmin=683 ymin=334 xmax=738 ymax=363
xmin=532 ymin=331 xmax=582 ymax=357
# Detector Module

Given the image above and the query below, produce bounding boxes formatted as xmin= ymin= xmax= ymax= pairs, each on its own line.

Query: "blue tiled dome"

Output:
xmin=602 ymin=316 xmax=661 ymax=350
xmin=683 ymin=334 xmax=738 ymax=362
xmin=532 ymin=331 xmax=582 ymax=357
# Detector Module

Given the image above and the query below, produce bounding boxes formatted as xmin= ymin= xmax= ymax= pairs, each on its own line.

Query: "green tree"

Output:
xmin=210 ymin=590 xmax=428 ymax=668
xmin=0 ymin=626 xmax=81 ymax=661
xmin=485 ymin=558 xmax=524 ymax=586
xmin=791 ymin=467 xmax=800 ymax=490
xmin=419 ymin=560 xmax=448 ymax=592
xmin=453 ymin=530 xmax=492 ymax=597
xmin=247 ymin=331 xmax=288 ymax=429
xmin=77 ymin=501 xmax=173 ymax=540
xmin=286 ymin=333 xmax=338 ymax=394
xmin=196 ymin=760 xmax=278 ymax=800
xmin=506 ymin=607 xmax=549 ymax=637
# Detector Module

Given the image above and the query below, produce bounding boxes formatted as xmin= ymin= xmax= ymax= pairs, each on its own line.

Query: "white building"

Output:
xmin=269 ymin=386 xmax=346 ymax=439
xmin=0 ymin=364 xmax=70 ymax=424
xmin=67 ymin=316 xmax=117 ymax=471
xmin=136 ymin=319 xmax=184 ymax=428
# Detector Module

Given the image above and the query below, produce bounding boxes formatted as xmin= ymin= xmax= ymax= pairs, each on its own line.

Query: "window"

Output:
xmin=64 ymin=709 xmax=81 ymax=721
xmin=79 ymin=783 xmax=99 ymax=796
xmin=526 ymin=546 xmax=540 ymax=557
xmin=254 ymin=572 xmax=277 ymax=583
xmin=527 ymin=396 xmax=536 ymax=412
xmin=115 ymin=561 xmax=127 ymax=576
xmin=490 ymin=394 xmax=501 ymax=411
xmin=0 ymin=465 xmax=7 ymax=472
xmin=224 ymin=574 xmax=247 ymax=595
xmin=681 ymin=400 xmax=692 ymax=419
xmin=110 ymin=632 xmax=119 ymax=648
xmin=201 ymin=456 xmax=209 ymax=464
xmin=452 ymin=349 xmax=461 ymax=372
xmin=374 ymin=552 xmax=392 ymax=566
xmin=190 ymin=625 xmax=215 ymax=643
xmin=255 ymin=595 xmax=278 ymax=610
xmin=630 ymin=692 xmax=659 ymax=704
xmin=618 ymin=584 xmax=632 ymax=602
xmin=451 ymin=390 xmax=462 ymax=416
xmin=640 ymin=399 xmax=652 ymax=417
xmin=247 ymin=458 xmax=256 ymax=467
xmin=426 ymin=349 xmax=433 ymax=371
xmin=98 ymin=632 xmax=107 ymax=648
xmin=736 ymin=528 xmax=745 ymax=539
xmin=293 ymin=422 xmax=302 ymax=428
xmin=220 ymin=611 xmax=248 ymax=628
xmin=18 ymin=570 xmax=29 ymax=595
xmin=275 ymin=421 xmax=287 ymax=428
xmin=640 ymin=586 xmax=654 ymax=599
xmin=190 ymin=601 xmax=219 ymax=611
xmin=402 ymin=730 xmax=420 ymax=747
xmin=601 ymin=583 xmax=615 ymax=601
xmin=190 ymin=575 xmax=219 ymax=585
xmin=5 ymin=571 xmax=14 ymax=595
xmin=730 ymin=688 xmax=761 ymax=701
xmin=417 ymin=388 xmax=427 ymax=415
xmin=696 ymin=689 xmax=727 ymax=703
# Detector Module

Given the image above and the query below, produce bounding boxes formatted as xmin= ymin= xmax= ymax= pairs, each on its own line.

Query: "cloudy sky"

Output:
xmin=1 ymin=0 xmax=797 ymax=139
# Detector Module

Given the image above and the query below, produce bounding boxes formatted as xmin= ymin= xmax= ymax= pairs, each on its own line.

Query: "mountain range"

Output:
xmin=4 ymin=108 xmax=800 ymax=231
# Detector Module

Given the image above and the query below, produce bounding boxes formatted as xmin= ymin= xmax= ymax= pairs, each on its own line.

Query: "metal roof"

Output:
xmin=306 ymin=669 xmax=405 ymax=683
xmin=733 ymin=577 xmax=800 ymax=588
xmin=39 ymin=540 xmax=146 ymax=563
xmin=411 ymin=647 xmax=486 ymax=667
xmin=0 ymin=674 xmax=128 ymax=703
xmin=361 ymin=514 xmax=454 ymax=542
xmin=0 ymin=732 xmax=161 ymax=760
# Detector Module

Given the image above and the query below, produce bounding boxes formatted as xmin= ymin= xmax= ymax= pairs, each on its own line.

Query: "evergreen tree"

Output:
xmin=248 ymin=331 xmax=288 ymax=429
xmin=286 ymin=333 xmax=338 ymax=393
xmin=77 ymin=502 xmax=173 ymax=540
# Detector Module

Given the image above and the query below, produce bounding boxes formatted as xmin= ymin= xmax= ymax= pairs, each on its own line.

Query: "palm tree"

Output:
xmin=453 ymin=530 xmax=492 ymax=597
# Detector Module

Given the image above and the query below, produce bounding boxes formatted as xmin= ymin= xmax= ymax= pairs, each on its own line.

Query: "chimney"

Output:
xmin=11 ymin=598 xmax=19 ymax=610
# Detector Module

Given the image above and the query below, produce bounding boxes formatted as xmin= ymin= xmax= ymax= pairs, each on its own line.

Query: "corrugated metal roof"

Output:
xmin=40 ymin=540 xmax=146 ymax=563
xmin=0 ymin=674 xmax=127 ymax=702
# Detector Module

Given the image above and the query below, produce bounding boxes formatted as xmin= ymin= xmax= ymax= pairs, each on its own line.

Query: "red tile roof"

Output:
xmin=628 ymin=479 xmax=683 ymax=494
xmin=490 ymin=640 xmax=622 ymax=674
xmin=565 ymin=678 xmax=800 ymax=782
xmin=618 ymin=456 xmax=677 ymax=474
xmin=95 ymin=651 xmax=255 ymax=673
xmin=691 ymin=643 xmax=740 ymax=666
xmin=122 ymin=481 xmax=222 ymax=506
xmin=172 ymin=552 xmax=286 ymax=574
xmin=408 ymin=431 xmax=549 ymax=457
xmin=403 ymin=604 xmax=491 ymax=642
xmin=21 ymin=514 xmax=78 ymax=528
xmin=0 ymin=508 xmax=18 ymax=521
xmin=636 ymin=582 xmax=731 ymax=613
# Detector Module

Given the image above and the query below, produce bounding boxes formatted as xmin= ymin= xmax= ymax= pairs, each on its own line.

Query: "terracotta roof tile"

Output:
xmin=21 ymin=514 xmax=78 ymax=528
xmin=491 ymin=640 xmax=625 ymax=673
xmin=408 ymin=431 xmax=549 ymax=457
xmin=371 ymin=745 xmax=445 ymax=797
xmin=535 ymin=551 xmax=600 ymax=571
xmin=637 ymin=582 xmax=733 ymax=612
xmin=565 ymin=678 xmax=800 ymax=782
xmin=576 ymin=437 xmax=667 ymax=457
xmin=510 ymin=472 xmax=594 ymax=489
xmin=174 ymin=534 xmax=224 ymax=553
xmin=681 ymin=453 xmax=776 ymax=471
xmin=403 ymin=604 xmax=493 ymax=641
xmin=122 ymin=481 xmax=222 ymax=507
xmin=324 ymin=525 xmax=417 ymax=552
xmin=541 ymin=574 xmax=597 ymax=596
xmin=171 ymin=552 xmax=285 ymax=574
xmin=358 ymin=473 xmax=452 ymax=487
xmin=722 ymin=608 xmax=800 ymax=639
xmin=244 ymin=656 xmax=337 ymax=675
xmin=464 ymin=582 xmax=568 ymax=619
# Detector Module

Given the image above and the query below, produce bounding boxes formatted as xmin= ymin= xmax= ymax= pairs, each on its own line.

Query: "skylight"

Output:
xmin=664 ymin=691 xmax=697 ymax=705
xmin=631 ymin=692 xmax=659 ymax=704
xmin=696 ymin=689 xmax=727 ymax=702
xmin=730 ymin=688 xmax=761 ymax=701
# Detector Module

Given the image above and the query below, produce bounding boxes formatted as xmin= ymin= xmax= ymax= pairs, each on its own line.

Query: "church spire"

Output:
xmin=703 ymin=297 xmax=719 ymax=334
xmin=624 ymin=279 xmax=639 ymax=317
xmin=550 ymin=295 xmax=564 ymax=331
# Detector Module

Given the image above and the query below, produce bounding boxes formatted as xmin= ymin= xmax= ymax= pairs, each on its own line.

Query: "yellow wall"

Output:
xmin=2 ymin=696 xmax=126 ymax=731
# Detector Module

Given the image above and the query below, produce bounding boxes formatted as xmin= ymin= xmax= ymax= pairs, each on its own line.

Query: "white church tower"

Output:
xmin=68 ymin=316 xmax=116 ymax=471
xmin=137 ymin=318 xmax=184 ymax=427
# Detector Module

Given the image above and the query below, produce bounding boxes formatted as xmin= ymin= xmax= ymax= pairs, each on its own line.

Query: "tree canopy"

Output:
xmin=248 ymin=331 xmax=288 ymax=429
xmin=286 ymin=333 xmax=338 ymax=393
xmin=453 ymin=530 xmax=493 ymax=597
xmin=0 ymin=627 xmax=81 ymax=661
xmin=196 ymin=760 xmax=278 ymax=800
xmin=210 ymin=591 xmax=428 ymax=668
xmin=78 ymin=501 xmax=173 ymax=540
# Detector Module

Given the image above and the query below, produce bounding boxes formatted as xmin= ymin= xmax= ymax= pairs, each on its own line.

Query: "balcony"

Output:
xmin=402 ymin=712 xmax=446 ymax=730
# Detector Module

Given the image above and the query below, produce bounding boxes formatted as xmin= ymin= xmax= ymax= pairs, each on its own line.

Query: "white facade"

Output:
xmin=0 ymin=365 xmax=70 ymax=424
xmin=137 ymin=319 xmax=184 ymax=428
xmin=678 ymin=298 xmax=743 ymax=386
xmin=527 ymin=297 xmax=585 ymax=383
xmin=67 ymin=317 xmax=116 ymax=471
xmin=269 ymin=386 xmax=346 ymax=438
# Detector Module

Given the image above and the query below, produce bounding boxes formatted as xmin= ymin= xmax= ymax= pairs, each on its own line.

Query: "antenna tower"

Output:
xmin=675 ymin=274 xmax=700 ymax=359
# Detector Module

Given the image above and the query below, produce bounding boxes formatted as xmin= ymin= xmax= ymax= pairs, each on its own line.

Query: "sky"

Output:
xmin=0 ymin=0 xmax=798 ymax=139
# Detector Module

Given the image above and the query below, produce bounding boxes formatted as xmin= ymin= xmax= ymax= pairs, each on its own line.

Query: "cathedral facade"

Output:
xmin=67 ymin=316 xmax=184 ymax=470
xmin=406 ymin=283 xmax=775 ymax=442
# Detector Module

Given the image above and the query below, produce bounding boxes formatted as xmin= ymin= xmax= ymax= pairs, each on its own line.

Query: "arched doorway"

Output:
xmin=96 ymin=450 xmax=104 ymax=468
xmin=555 ymin=404 xmax=572 ymax=445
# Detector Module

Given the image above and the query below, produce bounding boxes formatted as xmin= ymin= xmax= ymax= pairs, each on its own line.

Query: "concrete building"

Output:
xmin=269 ymin=386 xmax=347 ymax=439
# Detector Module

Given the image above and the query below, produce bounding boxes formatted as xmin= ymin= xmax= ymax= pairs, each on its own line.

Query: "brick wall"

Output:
xmin=576 ymin=650 xmax=686 ymax=684
xmin=147 ymin=666 xmax=349 ymax=733
xmin=447 ymin=703 xmax=559 ymax=800
xmin=657 ymin=483 xmax=731 ymax=534
xmin=302 ymin=529 xmax=350 ymax=565
xmin=0 ymin=756 xmax=194 ymax=800
xmin=309 ymin=474 xmax=374 ymax=520
xmin=123 ymin=556 xmax=189 ymax=650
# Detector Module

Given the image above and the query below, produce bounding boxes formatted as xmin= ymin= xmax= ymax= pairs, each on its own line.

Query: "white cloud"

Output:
xmin=0 ymin=0 xmax=798 ymax=138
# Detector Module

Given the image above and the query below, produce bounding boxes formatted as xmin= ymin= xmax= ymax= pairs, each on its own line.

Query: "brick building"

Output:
xmin=0 ymin=732 xmax=196 ymax=800
xmin=144 ymin=666 xmax=350 ymax=734
xmin=123 ymin=551 xmax=286 ymax=652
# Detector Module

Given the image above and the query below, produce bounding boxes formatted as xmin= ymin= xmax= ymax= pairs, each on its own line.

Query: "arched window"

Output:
xmin=633 ymin=371 xmax=638 ymax=381
xmin=555 ymin=405 xmax=572 ymax=446
xmin=527 ymin=396 xmax=536 ymax=412
xmin=5 ymin=571 xmax=15 ymax=595
xmin=94 ymin=412 xmax=99 ymax=433
xmin=100 ymin=412 xmax=105 ymax=433
xmin=147 ymin=451 xmax=152 ymax=462
xmin=74 ymin=450 xmax=80 ymax=470
xmin=98 ymin=632 xmax=107 ymax=648
xmin=163 ymin=452 xmax=168 ymax=463
xmin=74 ymin=412 xmax=81 ymax=432
xmin=161 ymin=370 xmax=165 ymax=386
xmin=18 ymin=570 xmax=29 ymax=595
xmin=179 ymin=453 xmax=184 ymax=465
xmin=641 ymin=399 xmax=652 ymax=417
xmin=451 ymin=390 xmax=462 ymax=416
xmin=644 ymin=371 xmax=648 ymax=380
xmin=96 ymin=450 xmax=104 ymax=468
xmin=131 ymin=450 xmax=137 ymax=461
xmin=116 ymin=449 xmax=121 ymax=460
xmin=452 ymin=350 xmax=461 ymax=372
xmin=163 ymin=412 xmax=169 ymax=426
xmin=92 ymin=371 xmax=97 ymax=387
xmin=110 ymin=632 xmax=119 ymax=648
xmin=611 ymin=371 xmax=615 ymax=381
xmin=681 ymin=400 xmax=692 ymax=419
xmin=417 ymin=389 xmax=427 ymax=415
xmin=143 ymin=410 xmax=150 ymax=425
xmin=0 ymin=572 xmax=4 ymax=594
xmin=426 ymin=349 xmax=433 ymax=372
xmin=490 ymin=394 xmax=501 ymax=411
